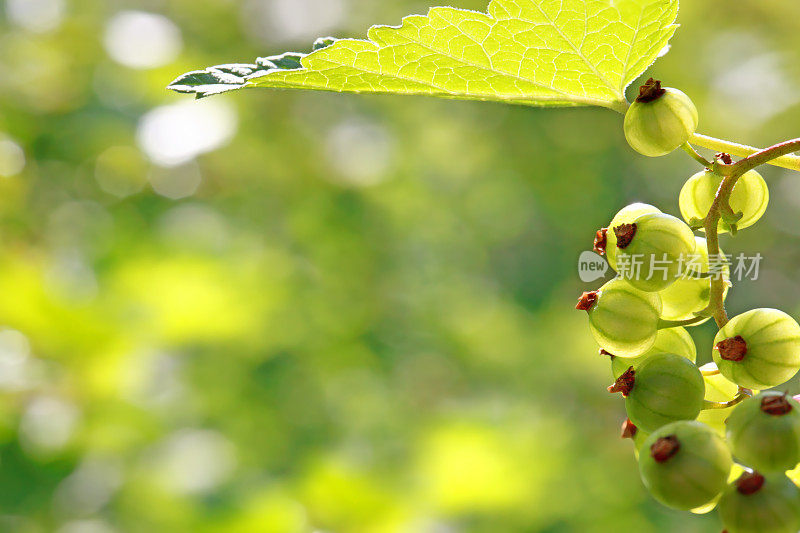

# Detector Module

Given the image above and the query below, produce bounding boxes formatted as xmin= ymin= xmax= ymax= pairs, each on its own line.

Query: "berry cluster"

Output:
xmin=578 ymin=81 xmax=800 ymax=532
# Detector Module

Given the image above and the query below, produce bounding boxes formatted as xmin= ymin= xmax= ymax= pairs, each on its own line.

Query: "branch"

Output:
xmin=702 ymin=172 xmax=738 ymax=328
xmin=714 ymin=138 xmax=800 ymax=177
xmin=691 ymin=134 xmax=800 ymax=172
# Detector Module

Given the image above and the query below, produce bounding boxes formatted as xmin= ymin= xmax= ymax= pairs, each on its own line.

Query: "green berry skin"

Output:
xmin=679 ymin=169 xmax=769 ymax=234
xmin=587 ymin=278 xmax=663 ymax=357
xmin=658 ymin=237 xmax=728 ymax=323
xmin=717 ymin=474 xmax=800 ymax=533
xmin=615 ymin=213 xmax=697 ymax=292
xmin=695 ymin=371 xmax=741 ymax=437
xmin=726 ymin=392 xmax=800 ymax=473
xmin=639 ymin=421 xmax=732 ymax=510
xmin=611 ymin=326 xmax=696 ymax=379
xmin=632 ymin=427 xmax=651 ymax=452
xmin=605 ymin=203 xmax=662 ymax=269
xmin=712 ymin=309 xmax=800 ymax=390
xmin=624 ymin=88 xmax=698 ymax=157
xmin=626 ymin=353 xmax=705 ymax=432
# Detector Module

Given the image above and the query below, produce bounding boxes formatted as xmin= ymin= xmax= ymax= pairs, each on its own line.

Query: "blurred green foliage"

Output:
xmin=0 ymin=1 xmax=799 ymax=532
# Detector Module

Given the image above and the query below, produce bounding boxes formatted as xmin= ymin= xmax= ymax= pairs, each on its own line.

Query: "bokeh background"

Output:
xmin=1 ymin=1 xmax=799 ymax=531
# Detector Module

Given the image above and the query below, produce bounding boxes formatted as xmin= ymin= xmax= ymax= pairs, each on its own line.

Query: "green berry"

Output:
xmin=717 ymin=472 xmax=800 ymax=533
xmin=695 ymin=369 xmax=741 ymax=437
xmin=609 ymin=352 xmax=705 ymax=432
xmin=623 ymin=79 xmax=698 ymax=158
xmin=613 ymin=213 xmax=697 ymax=292
xmin=576 ymin=278 xmax=662 ymax=357
xmin=726 ymin=392 xmax=800 ymax=473
xmin=689 ymin=463 xmax=747 ymax=516
xmin=596 ymin=203 xmax=662 ymax=265
xmin=679 ymin=169 xmax=769 ymax=234
xmin=639 ymin=421 xmax=732 ymax=510
xmin=712 ymin=309 xmax=800 ymax=390
xmin=658 ymin=237 xmax=728 ymax=323
xmin=609 ymin=326 xmax=696 ymax=379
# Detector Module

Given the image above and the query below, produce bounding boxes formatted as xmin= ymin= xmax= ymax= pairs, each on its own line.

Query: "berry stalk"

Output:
xmin=700 ymin=141 xmax=800 ymax=329
xmin=702 ymin=389 xmax=752 ymax=410
xmin=690 ymin=134 xmax=800 ymax=172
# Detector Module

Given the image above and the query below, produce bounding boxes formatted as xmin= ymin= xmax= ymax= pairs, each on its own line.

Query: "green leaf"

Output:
xmin=168 ymin=0 xmax=679 ymax=111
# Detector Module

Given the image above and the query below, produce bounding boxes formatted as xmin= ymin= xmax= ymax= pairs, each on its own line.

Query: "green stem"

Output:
xmin=691 ymin=133 xmax=800 ymax=172
xmin=714 ymin=138 xmax=800 ymax=177
xmin=700 ymin=140 xmax=800 ymax=327
xmin=703 ymin=172 xmax=739 ymax=328
xmin=681 ymin=142 xmax=712 ymax=167
xmin=702 ymin=388 xmax=753 ymax=410
xmin=657 ymin=316 xmax=708 ymax=329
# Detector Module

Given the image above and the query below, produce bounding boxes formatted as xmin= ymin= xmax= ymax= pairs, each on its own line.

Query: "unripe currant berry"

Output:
xmin=679 ymin=169 xmax=769 ymax=234
xmin=595 ymin=203 xmax=661 ymax=262
xmin=658 ymin=237 xmax=728 ymax=323
xmin=613 ymin=213 xmax=697 ymax=292
xmin=689 ymin=463 xmax=747 ymax=516
xmin=695 ymin=368 xmax=742 ymax=437
xmin=726 ymin=392 xmax=800 ymax=473
xmin=576 ymin=278 xmax=662 ymax=357
xmin=717 ymin=471 xmax=800 ymax=533
xmin=608 ymin=326 xmax=696 ymax=379
xmin=639 ymin=421 xmax=732 ymax=510
xmin=623 ymin=79 xmax=698 ymax=158
xmin=609 ymin=352 xmax=705 ymax=432
xmin=712 ymin=309 xmax=800 ymax=390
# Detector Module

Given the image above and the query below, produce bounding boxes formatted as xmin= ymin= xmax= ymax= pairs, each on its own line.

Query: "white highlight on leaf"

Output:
xmin=6 ymin=0 xmax=66 ymax=33
xmin=104 ymin=11 xmax=182 ymax=69
xmin=137 ymin=99 xmax=238 ymax=167
xmin=0 ymin=136 xmax=26 ymax=177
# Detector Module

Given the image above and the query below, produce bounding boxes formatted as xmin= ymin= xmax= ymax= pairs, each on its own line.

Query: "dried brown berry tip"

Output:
xmin=621 ymin=418 xmax=638 ymax=439
xmin=715 ymin=335 xmax=748 ymax=362
xmin=635 ymin=78 xmax=667 ymax=103
xmin=613 ymin=223 xmax=637 ymax=249
xmin=650 ymin=435 xmax=680 ymax=463
xmin=716 ymin=152 xmax=734 ymax=165
xmin=599 ymin=349 xmax=616 ymax=360
xmin=593 ymin=228 xmax=608 ymax=255
xmin=576 ymin=291 xmax=599 ymax=311
xmin=761 ymin=393 xmax=793 ymax=416
xmin=735 ymin=471 xmax=765 ymax=496
xmin=608 ymin=366 xmax=635 ymax=397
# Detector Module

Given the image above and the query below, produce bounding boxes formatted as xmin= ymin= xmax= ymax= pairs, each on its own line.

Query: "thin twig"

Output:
xmin=702 ymin=387 xmax=753 ymax=410
xmin=681 ymin=142 xmax=712 ymax=167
